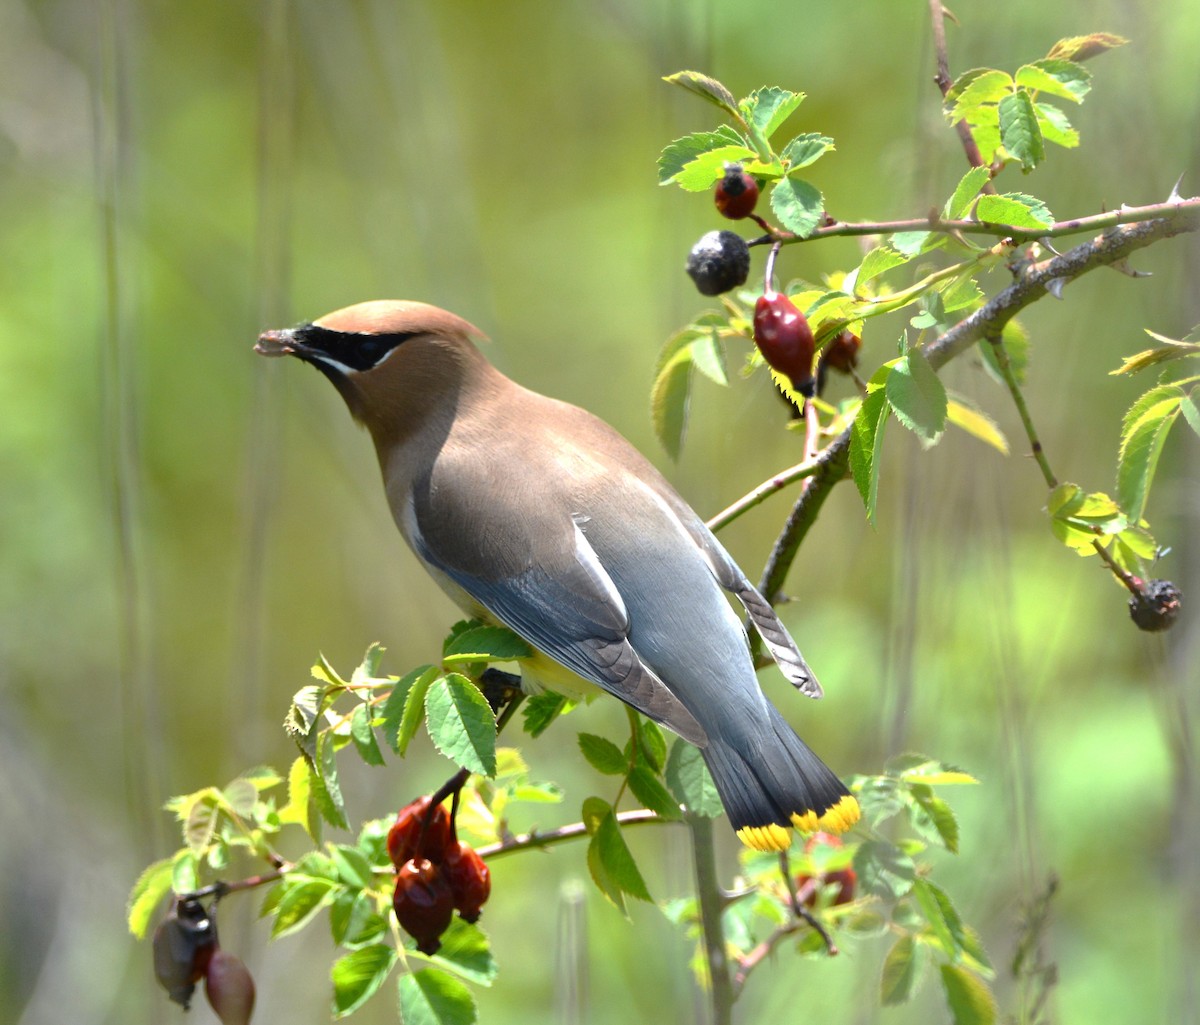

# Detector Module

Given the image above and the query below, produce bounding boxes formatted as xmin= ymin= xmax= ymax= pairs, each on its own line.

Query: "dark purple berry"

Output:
xmin=1128 ymin=578 xmax=1182 ymax=632
xmin=686 ymin=230 xmax=750 ymax=296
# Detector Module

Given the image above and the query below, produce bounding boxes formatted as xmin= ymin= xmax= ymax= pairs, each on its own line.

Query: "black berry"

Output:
xmin=1128 ymin=578 xmax=1182 ymax=632
xmin=686 ymin=230 xmax=751 ymax=296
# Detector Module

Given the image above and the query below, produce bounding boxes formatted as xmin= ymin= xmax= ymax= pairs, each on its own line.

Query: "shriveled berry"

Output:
xmin=753 ymin=291 xmax=815 ymax=396
xmin=796 ymin=832 xmax=856 ymax=907
xmin=686 ymin=230 xmax=750 ymax=296
xmin=1128 ymin=578 xmax=1182 ymax=632
xmin=816 ymin=329 xmax=861 ymax=394
xmin=393 ymin=858 xmax=455 ymax=955
xmin=443 ymin=841 xmax=491 ymax=923
xmin=204 ymin=949 xmax=256 ymax=1025
xmin=152 ymin=898 xmax=218 ymax=1009
xmin=387 ymin=796 xmax=452 ymax=868
xmin=714 ymin=162 xmax=759 ymax=220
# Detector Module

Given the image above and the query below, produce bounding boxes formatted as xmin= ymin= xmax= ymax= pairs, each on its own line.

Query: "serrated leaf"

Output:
xmin=578 ymin=733 xmax=628 ymax=775
xmin=127 ymin=857 xmax=175 ymax=938
xmin=853 ymin=775 xmax=906 ymax=824
xmin=330 ymin=889 xmax=384 ymax=947
xmin=432 ymin=919 xmax=499 ymax=986
xmin=521 ymin=691 xmax=571 ymax=737
xmin=853 ymin=840 xmax=915 ymax=900
xmin=278 ymin=755 xmax=316 ymax=836
xmin=442 ymin=625 xmax=532 ymax=665
xmin=690 ymin=330 xmax=728 ymax=386
xmin=590 ymin=809 xmax=653 ymax=907
xmin=332 ymin=944 xmax=397 ymax=1018
xmin=350 ymin=703 xmax=385 ymax=766
xmin=271 ymin=878 xmax=337 ymax=938
xmin=944 ymin=166 xmax=992 ymax=220
xmin=897 ymin=759 xmax=979 ymax=785
xmin=940 ymin=964 xmax=998 ymax=1025
xmin=1046 ymin=33 xmax=1128 ymax=63
xmin=770 ymin=177 xmax=824 ymax=237
xmin=849 ymin=387 xmax=890 ymax=523
xmin=672 ymin=144 xmax=759 ymax=192
xmin=945 ymin=68 xmax=1013 ymax=122
xmin=184 ymin=796 xmax=218 ymax=855
xmin=1182 ymin=390 xmax=1200 ymax=437
xmin=909 ymin=790 xmax=961 ymax=852
xmin=331 ymin=844 xmax=375 ymax=890
xmin=396 ymin=666 xmax=440 ymax=756
xmin=998 ymin=90 xmax=1044 ymax=170
xmin=313 ymin=734 xmax=349 ymax=830
xmin=1015 ymin=60 xmax=1092 ymax=103
xmin=171 ymin=850 xmax=198 ymax=894
xmin=779 ymin=132 xmax=834 ymax=170
xmin=636 ymin=718 xmax=668 ymax=772
xmin=652 ymin=345 xmax=693 ymax=460
xmin=658 ymin=126 xmax=747 ymax=183
xmin=975 ymin=192 xmax=1054 ymax=229
xmin=1110 ymin=333 xmax=1200 ymax=375
xmin=947 ymin=398 xmax=1009 ymax=455
xmin=856 ymin=245 xmax=912 ymax=290
xmin=664 ymin=739 xmax=722 ymax=817
xmin=628 ymin=763 xmax=683 ymax=820
xmin=425 ymin=674 xmax=497 ymax=777
xmin=881 ymin=935 xmax=923 ymax=1005
xmin=887 ymin=349 xmax=947 ymax=446
xmin=889 ymin=230 xmax=944 ymax=257
xmin=398 ymin=968 xmax=477 ymax=1025
xmin=1048 ymin=484 xmax=1127 ymax=554
xmin=663 ymin=70 xmax=741 ymax=118
xmin=740 ymin=86 xmax=804 ymax=139
xmin=1117 ymin=388 xmax=1182 ymax=520
xmin=1034 ymin=102 xmax=1078 ymax=148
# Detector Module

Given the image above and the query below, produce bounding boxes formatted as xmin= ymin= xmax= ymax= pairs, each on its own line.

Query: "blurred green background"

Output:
xmin=1 ymin=1 xmax=1196 ymax=1023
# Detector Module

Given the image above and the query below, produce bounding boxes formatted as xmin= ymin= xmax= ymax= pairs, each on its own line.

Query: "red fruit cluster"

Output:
xmin=388 ymin=796 xmax=492 ymax=955
xmin=753 ymin=291 xmax=816 ymax=397
xmin=152 ymin=899 xmax=255 ymax=1024
xmin=714 ymin=162 xmax=759 ymax=220
xmin=795 ymin=831 xmax=857 ymax=908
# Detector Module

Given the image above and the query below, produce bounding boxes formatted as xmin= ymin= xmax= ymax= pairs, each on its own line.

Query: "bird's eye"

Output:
xmin=359 ymin=338 xmax=382 ymax=362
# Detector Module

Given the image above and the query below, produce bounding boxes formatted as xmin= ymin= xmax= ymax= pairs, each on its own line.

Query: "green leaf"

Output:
xmin=941 ymin=273 xmax=983 ymax=313
xmin=270 ymin=878 xmax=337 ymax=938
xmin=331 ymin=844 xmax=375 ymax=890
xmin=940 ymin=964 xmax=998 ymax=1025
xmin=1117 ymin=387 xmax=1182 ymax=520
xmin=658 ymin=126 xmax=747 ymax=184
xmin=690 ymin=330 xmax=728 ymax=386
xmin=672 ymin=145 xmax=759 ymax=192
xmin=665 ymin=739 xmax=723 ymax=817
xmin=578 ymin=732 xmax=628 ymax=775
xmin=998 ymin=90 xmax=1044 ymax=170
xmin=1110 ymin=331 xmax=1200 ymax=375
xmin=314 ymin=732 xmax=349 ymax=829
xmin=849 ymin=386 xmax=890 ymax=523
xmin=652 ymin=341 xmax=694 ymax=460
xmin=908 ymin=789 xmax=961 ymax=852
xmin=442 ymin=625 xmax=532 ymax=665
xmin=1183 ymin=390 xmax=1200 ymax=438
xmin=396 ymin=666 xmax=440 ymax=756
xmin=740 ymin=86 xmax=804 ymax=139
xmin=379 ymin=667 xmax=418 ymax=751
xmin=127 ymin=857 xmax=175 ymax=938
xmin=431 ymin=919 xmax=499 ymax=987
xmin=944 ymin=68 xmax=1013 ymax=122
xmin=890 ymin=230 xmax=940 ymax=257
xmin=521 ymin=691 xmax=571 ymax=737
xmin=886 ymin=349 xmax=947 ymax=446
xmin=425 ymin=674 xmax=497 ymax=777
xmin=779 ymin=132 xmax=834 ymax=170
xmin=663 ymin=70 xmax=741 ymax=120
xmin=770 ymin=177 xmax=824 ymax=237
xmin=350 ymin=703 xmax=385 ymax=766
xmin=332 ymin=944 xmax=397 ymax=1018
xmin=855 ymin=245 xmax=912 ymax=290
xmin=1046 ymin=33 xmax=1128 ymax=63
xmin=628 ymin=763 xmax=683 ymax=819
xmin=946 ymin=398 xmax=1009 ymax=455
xmin=881 ymin=934 xmax=923 ymax=1006
xmin=1015 ymin=60 xmax=1092 ymax=103
xmin=852 ymin=775 xmax=905 ymax=824
xmin=944 ymin=166 xmax=991 ymax=220
xmin=587 ymin=805 xmax=653 ymax=908
xmin=278 ymin=755 xmax=316 ymax=837
xmin=979 ymin=320 xmax=1029 ymax=385
xmin=330 ymin=890 xmax=385 ymax=948
xmin=853 ymin=840 xmax=915 ymax=900
xmin=975 ymin=192 xmax=1054 ymax=229
xmin=398 ymin=968 xmax=477 ymax=1025
xmin=1034 ymin=102 xmax=1078 ymax=148
xmin=184 ymin=794 xmax=218 ymax=855
xmin=636 ymin=718 xmax=668 ymax=772
xmin=171 ymin=850 xmax=199 ymax=894
xmin=1048 ymin=484 xmax=1127 ymax=554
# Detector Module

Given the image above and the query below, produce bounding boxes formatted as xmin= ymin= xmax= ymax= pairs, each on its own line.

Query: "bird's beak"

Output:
xmin=254 ymin=328 xmax=300 ymax=358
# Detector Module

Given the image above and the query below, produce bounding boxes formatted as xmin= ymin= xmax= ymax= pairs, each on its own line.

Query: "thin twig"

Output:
xmin=927 ymin=0 xmax=994 ymax=182
xmin=473 ymin=809 xmax=664 ymax=860
xmin=706 ymin=455 xmax=823 ymax=532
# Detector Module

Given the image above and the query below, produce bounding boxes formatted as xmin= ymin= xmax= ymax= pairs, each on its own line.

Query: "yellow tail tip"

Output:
xmin=736 ymin=796 xmax=862 ymax=851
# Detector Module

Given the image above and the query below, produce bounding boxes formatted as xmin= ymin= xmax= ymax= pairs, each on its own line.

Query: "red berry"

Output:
xmin=152 ymin=899 xmax=218 ymax=1009
xmin=393 ymin=858 xmax=455 ymax=955
xmin=796 ymin=832 xmax=856 ymax=907
xmin=443 ymin=841 xmax=491 ymax=923
xmin=753 ymin=291 xmax=816 ymax=396
xmin=387 ymin=796 xmax=452 ymax=868
xmin=714 ymin=163 xmax=759 ymax=220
xmin=204 ymin=949 xmax=256 ymax=1025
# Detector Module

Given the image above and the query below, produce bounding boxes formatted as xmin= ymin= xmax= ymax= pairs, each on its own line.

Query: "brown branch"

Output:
xmin=473 ymin=809 xmax=664 ymax=860
xmin=927 ymin=0 xmax=994 ymax=183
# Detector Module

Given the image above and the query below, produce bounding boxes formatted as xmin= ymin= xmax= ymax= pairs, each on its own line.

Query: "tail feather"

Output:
xmin=700 ymin=703 xmax=859 ymax=851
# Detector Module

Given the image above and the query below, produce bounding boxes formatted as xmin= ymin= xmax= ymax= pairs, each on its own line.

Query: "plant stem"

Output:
xmin=474 ymin=809 xmax=664 ymax=860
xmin=706 ymin=455 xmax=823 ymax=532
xmin=688 ymin=814 xmax=734 ymax=1025
xmin=987 ymin=335 xmax=1057 ymax=488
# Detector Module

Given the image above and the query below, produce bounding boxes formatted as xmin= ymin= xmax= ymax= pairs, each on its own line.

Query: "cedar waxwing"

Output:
xmin=256 ymin=300 xmax=859 ymax=850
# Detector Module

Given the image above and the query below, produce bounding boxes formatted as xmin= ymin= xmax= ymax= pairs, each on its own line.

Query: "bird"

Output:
xmin=255 ymin=300 xmax=859 ymax=851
